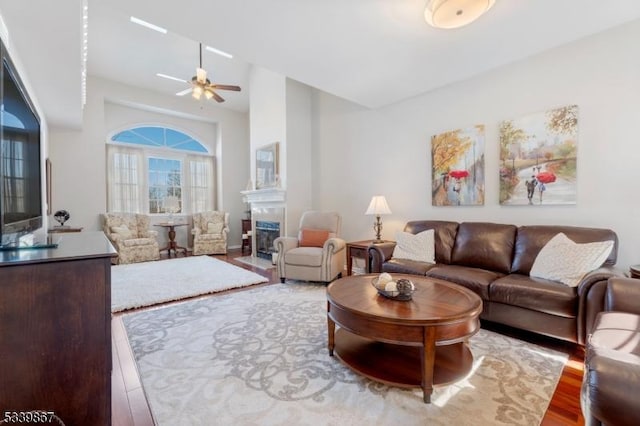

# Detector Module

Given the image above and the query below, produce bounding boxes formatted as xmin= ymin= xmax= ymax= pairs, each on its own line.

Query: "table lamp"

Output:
xmin=365 ymin=195 xmax=392 ymax=243
xmin=163 ymin=196 xmax=180 ymax=223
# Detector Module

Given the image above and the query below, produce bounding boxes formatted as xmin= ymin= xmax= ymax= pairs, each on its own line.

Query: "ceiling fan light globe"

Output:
xmin=204 ymin=89 xmax=214 ymax=100
xmin=196 ymin=67 xmax=207 ymax=83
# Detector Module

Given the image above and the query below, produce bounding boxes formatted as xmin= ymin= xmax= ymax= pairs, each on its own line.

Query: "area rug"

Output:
xmin=111 ymin=256 xmax=268 ymax=312
xmin=123 ymin=283 xmax=568 ymax=425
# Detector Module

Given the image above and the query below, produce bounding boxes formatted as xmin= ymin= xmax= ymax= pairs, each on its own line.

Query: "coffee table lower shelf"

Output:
xmin=332 ymin=328 xmax=474 ymax=391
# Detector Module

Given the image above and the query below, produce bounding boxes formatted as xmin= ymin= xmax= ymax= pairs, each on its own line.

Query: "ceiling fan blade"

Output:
xmin=212 ymin=84 xmax=241 ymax=92
xmin=176 ymin=88 xmax=192 ymax=96
xmin=211 ymin=91 xmax=225 ymax=103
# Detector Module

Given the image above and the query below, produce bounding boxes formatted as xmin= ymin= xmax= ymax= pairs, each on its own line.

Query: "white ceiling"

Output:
xmin=2 ymin=0 xmax=640 ymax=129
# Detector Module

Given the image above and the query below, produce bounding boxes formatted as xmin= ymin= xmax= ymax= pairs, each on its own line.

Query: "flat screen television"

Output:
xmin=0 ymin=38 xmax=43 ymax=248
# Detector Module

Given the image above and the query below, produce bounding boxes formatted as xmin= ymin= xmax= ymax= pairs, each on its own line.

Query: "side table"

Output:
xmin=346 ymin=240 xmax=377 ymax=276
xmin=154 ymin=222 xmax=188 ymax=257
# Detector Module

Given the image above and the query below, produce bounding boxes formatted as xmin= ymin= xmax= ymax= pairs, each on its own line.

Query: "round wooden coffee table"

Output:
xmin=327 ymin=274 xmax=482 ymax=403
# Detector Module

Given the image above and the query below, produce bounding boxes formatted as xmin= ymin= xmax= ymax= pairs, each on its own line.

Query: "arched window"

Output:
xmin=106 ymin=126 xmax=214 ymax=215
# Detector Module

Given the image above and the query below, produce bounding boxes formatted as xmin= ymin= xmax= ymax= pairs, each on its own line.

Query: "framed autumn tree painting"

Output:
xmin=431 ymin=125 xmax=485 ymax=206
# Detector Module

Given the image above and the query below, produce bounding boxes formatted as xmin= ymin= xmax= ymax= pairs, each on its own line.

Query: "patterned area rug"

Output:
xmin=111 ymin=256 xmax=268 ymax=312
xmin=123 ymin=283 xmax=568 ymax=425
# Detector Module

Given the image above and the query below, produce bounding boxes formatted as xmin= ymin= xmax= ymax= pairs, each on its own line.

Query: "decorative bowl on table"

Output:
xmin=371 ymin=273 xmax=415 ymax=301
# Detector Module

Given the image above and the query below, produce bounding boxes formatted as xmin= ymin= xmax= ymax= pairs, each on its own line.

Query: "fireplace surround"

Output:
xmin=241 ymin=188 xmax=286 ymax=258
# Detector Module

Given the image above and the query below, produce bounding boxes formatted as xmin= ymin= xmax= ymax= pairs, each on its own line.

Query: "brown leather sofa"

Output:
xmin=369 ymin=221 xmax=621 ymax=345
xmin=581 ymin=277 xmax=640 ymax=426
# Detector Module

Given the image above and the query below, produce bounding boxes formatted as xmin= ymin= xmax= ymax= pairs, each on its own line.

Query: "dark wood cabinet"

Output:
xmin=0 ymin=232 xmax=116 ymax=426
xmin=241 ymin=218 xmax=252 ymax=254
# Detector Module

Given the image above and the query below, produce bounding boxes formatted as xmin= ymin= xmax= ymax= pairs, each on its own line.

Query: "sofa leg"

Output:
xmin=280 ymin=277 xmax=286 ymax=283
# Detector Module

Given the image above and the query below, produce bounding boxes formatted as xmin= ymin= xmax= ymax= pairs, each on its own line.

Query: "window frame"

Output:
xmin=106 ymin=125 xmax=214 ymax=216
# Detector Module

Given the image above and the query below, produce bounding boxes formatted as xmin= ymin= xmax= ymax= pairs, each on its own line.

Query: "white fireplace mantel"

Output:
xmin=241 ymin=188 xmax=287 ymax=204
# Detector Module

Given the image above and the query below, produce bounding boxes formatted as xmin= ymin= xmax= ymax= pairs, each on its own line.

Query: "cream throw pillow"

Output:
xmin=392 ymin=229 xmax=435 ymax=264
xmin=530 ymin=233 xmax=614 ymax=287
xmin=111 ymin=225 xmax=133 ymax=239
xmin=206 ymin=222 xmax=224 ymax=234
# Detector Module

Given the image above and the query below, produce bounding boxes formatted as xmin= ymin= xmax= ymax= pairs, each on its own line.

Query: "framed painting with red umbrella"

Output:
xmin=498 ymin=105 xmax=578 ymax=206
xmin=430 ymin=125 xmax=485 ymax=206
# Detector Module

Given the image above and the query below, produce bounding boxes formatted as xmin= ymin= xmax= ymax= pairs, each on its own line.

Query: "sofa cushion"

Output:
xmin=111 ymin=225 xmax=133 ymax=239
xmin=490 ymin=274 xmax=577 ymax=318
xmin=530 ymin=233 xmax=614 ymax=287
xmin=512 ymin=225 xmax=619 ymax=275
xmin=121 ymin=237 xmax=156 ymax=247
xmin=426 ymin=264 xmax=503 ymax=300
xmin=451 ymin=222 xmax=516 ymax=274
xmin=206 ymin=222 xmax=224 ymax=234
xmin=284 ymin=247 xmax=323 ymax=267
xmin=299 ymin=228 xmax=329 ymax=248
xmin=382 ymin=258 xmax=435 ymax=275
xmin=403 ymin=221 xmax=458 ymax=264
xmin=392 ymin=229 xmax=435 ymax=264
xmin=198 ymin=233 xmax=224 ymax=241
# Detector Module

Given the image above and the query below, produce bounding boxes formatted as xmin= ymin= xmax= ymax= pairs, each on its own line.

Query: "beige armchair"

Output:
xmin=103 ymin=213 xmax=160 ymax=264
xmin=191 ymin=211 xmax=229 ymax=255
xmin=274 ymin=211 xmax=346 ymax=283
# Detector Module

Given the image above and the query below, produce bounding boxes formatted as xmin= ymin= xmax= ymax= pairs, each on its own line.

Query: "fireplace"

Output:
xmin=255 ymin=220 xmax=280 ymax=260
xmin=241 ymin=188 xmax=286 ymax=258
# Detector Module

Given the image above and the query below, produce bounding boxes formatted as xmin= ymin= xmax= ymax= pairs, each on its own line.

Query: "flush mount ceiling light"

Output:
xmin=424 ymin=0 xmax=496 ymax=29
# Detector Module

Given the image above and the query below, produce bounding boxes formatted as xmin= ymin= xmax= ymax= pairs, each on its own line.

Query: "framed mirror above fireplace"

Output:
xmin=256 ymin=142 xmax=279 ymax=189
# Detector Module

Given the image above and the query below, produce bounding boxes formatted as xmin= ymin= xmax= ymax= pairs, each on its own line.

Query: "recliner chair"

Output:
xmin=274 ymin=211 xmax=346 ymax=283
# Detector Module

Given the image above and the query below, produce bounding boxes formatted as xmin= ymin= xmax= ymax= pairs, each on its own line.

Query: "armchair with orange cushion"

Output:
xmin=103 ymin=213 xmax=160 ymax=264
xmin=273 ymin=211 xmax=346 ymax=283
xmin=191 ymin=211 xmax=230 ymax=255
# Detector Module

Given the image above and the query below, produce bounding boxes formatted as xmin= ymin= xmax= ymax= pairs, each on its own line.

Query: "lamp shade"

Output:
xmin=424 ymin=0 xmax=496 ymax=29
xmin=164 ymin=195 xmax=180 ymax=213
xmin=365 ymin=196 xmax=392 ymax=216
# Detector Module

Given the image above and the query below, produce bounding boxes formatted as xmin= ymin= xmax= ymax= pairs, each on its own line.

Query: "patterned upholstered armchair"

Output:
xmin=191 ymin=211 xmax=230 ymax=255
xmin=274 ymin=211 xmax=346 ymax=283
xmin=103 ymin=213 xmax=160 ymax=264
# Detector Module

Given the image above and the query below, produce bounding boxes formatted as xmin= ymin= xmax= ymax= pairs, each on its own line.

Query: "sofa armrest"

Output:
xmin=368 ymin=242 xmax=397 ymax=273
xmin=585 ymin=354 xmax=640 ymax=426
xmin=324 ymin=237 xmax=345 ymax=252
xmin=578 ymin=266 xmax=626 ymax=345
xmin=139 ymin=229 xmax=158 ymax=239
xmin=104 ymin=231 xmax=124 ymax=245
xmin=605 ymin=277 xmax=640 ymax=315
xmin=274 ymin=236 xmax=299 ymax=254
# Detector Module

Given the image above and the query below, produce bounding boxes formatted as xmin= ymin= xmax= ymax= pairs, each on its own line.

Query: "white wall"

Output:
xmin=49 ymin=76 xmax=249 ymax=247
xmin=285 ymin=79 xmax=313 ymax=234
xmin=249 ymin=66 xmax=287 ymax=189
xmin=311 ymin=20 xmax=640 ymax=271
xmin=248 ymin=67 xmax=315 ymax=235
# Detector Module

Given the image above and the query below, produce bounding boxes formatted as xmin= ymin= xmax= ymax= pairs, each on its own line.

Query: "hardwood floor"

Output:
xmin=111 ymin=250 xmax=585 ymax=425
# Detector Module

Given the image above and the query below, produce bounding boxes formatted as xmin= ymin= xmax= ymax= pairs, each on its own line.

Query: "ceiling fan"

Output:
xmin=172 ymin=43 xmax=241 ymax=102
